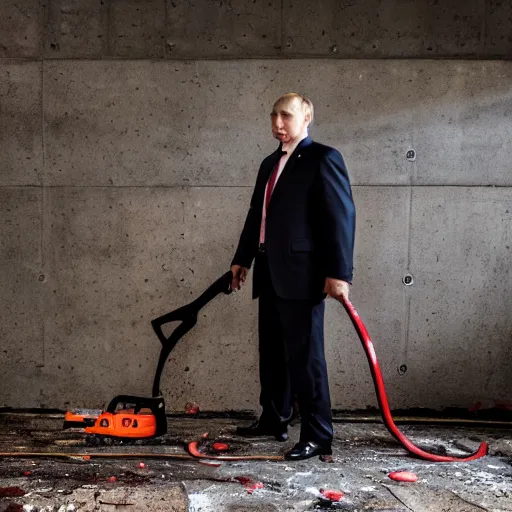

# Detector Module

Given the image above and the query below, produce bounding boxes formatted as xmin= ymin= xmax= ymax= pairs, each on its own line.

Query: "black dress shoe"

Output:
xmin=236 ymin=420 xmax=288 ymax=442
xmin=285 ymin=441 xmax=332 ymax=461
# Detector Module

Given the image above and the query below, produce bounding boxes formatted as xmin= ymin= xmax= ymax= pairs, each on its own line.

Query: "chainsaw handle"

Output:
xmin=151 ymin=270 xmax=232 ymax=345
xmin=150 ymin=271 xmax=233 ymax=397
xmin=105 ymin=394 xmax=165 ymax=414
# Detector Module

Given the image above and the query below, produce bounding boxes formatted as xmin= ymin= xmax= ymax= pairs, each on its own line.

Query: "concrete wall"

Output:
xmin=1 ymin=1 xmax=511 ymax=412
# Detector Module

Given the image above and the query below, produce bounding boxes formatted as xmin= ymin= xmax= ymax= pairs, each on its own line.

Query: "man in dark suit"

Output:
xmin=231 ymin=93 xmax=356 ymax=461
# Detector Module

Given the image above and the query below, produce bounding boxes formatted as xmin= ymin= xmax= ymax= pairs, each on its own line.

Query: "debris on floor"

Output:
xmin=0 ymin=413 xmax=511 ymax=511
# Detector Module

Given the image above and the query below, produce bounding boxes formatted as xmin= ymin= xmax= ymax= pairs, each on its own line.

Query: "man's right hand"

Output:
xmin=231 ymin=265 xmax=248 ymax=291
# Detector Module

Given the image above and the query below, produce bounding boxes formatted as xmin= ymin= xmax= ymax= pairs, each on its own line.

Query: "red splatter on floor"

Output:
xmin=212 ymin=442 xmax=229 ymax=452
xmin=234 ymin=476 xmax=264 ymax=494
xmin=0 ymin=487 xmax=26 ymax=498
xmin=320 ymin=489 xmax=344 ymax=501
xmin=388 ymin=471 xmax=418 ymax=482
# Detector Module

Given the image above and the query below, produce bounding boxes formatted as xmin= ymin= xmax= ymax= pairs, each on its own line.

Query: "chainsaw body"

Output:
xmin=65 ymin=395 xmax=166 ymax=439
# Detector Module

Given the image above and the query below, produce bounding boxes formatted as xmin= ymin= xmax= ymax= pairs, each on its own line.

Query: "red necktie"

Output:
xmin=264 ymin=161 xmax=280 ymax=211
xmin=260 ymin=156 xmax=284 ymax=245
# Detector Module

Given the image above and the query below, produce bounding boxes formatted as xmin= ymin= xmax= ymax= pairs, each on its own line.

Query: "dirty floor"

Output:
xmin=0 ymin=412 xmax=511 ymax=511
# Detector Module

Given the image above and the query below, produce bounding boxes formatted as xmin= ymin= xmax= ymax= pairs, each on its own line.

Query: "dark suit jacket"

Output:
xmin=232 ymin=136 xmax=356 ymax=300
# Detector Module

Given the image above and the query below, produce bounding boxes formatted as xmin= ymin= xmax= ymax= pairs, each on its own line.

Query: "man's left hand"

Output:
xmin=324 ymin=278 xmax=350 ymax=301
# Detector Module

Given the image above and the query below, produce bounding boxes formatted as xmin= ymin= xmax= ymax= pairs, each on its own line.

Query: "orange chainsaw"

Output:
xmin=64 ymin=271 xmax=232 ymax=439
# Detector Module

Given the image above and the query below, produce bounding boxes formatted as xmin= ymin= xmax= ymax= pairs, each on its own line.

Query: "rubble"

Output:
xmin=0 ymin=413 xmax=511 ymax=511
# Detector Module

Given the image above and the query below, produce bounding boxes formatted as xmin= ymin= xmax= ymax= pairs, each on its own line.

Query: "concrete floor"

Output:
xmin=0 ymin=413 xmax=511 ymax=511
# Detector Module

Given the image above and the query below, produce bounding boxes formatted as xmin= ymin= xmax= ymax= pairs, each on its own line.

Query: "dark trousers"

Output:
xmin=256 ymin=252 xmax=333 ymax=448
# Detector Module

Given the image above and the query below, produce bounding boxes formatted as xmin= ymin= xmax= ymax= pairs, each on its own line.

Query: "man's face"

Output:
xmin=270 ymin=97 xmax=310 ymax=144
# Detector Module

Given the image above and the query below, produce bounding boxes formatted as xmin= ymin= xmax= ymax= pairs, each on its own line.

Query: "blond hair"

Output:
xmin=273 ymin=93 xmax=314 ymax=124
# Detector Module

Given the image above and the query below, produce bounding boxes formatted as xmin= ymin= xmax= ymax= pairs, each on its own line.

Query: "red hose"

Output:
xmin=340 ymin=295 xmax=488 ymax=462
